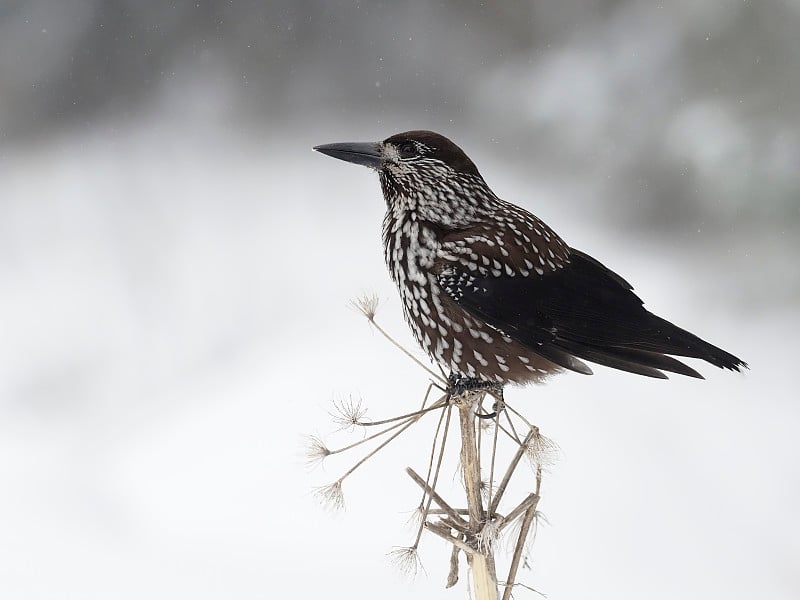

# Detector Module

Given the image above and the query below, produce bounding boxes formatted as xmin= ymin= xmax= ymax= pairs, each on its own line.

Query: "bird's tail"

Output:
xmin=550 ymin=312 xmax=748 ymax=380
xmin=635 ymin=313 xmax=748 ymax=372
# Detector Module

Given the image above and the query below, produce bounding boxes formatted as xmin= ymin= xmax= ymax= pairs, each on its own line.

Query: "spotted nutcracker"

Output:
xmin=314 ymin=131 xmax=746 ymax=391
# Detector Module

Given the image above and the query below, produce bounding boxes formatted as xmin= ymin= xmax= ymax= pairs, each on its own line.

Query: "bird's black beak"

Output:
xmin=313 ymin=141 xmax=383 ymax=169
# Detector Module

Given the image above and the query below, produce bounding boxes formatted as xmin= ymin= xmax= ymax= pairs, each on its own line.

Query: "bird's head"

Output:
xmin=314 ymin=130 xmax=492 ymax=226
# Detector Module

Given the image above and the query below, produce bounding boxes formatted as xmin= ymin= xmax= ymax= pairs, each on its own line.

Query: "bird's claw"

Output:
xmin=446 ymin=374 xmax=505 ymax=418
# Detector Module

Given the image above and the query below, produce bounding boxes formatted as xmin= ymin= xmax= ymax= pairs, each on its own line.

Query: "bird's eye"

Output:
xmin=398 ymin=142 xmax=417 ymax=159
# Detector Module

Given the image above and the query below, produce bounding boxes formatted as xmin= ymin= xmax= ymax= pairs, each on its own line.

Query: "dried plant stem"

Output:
xmin=315 ymin=296 xmax=554 ymax=594
xmin=447 ymin=545 xmax=460 ymax=588
xmin=501 ymin=407 xmax=523 ymax=443
xmin=367 ymin=317 xmax=447 ymax=385
xmin=486 ymin=412 xmax=501 ymax=517
xmin=534 ymin=464 xmax=543 ymax=496
xmin=504 ymin=401 xmax=534 ymax=429
xmin=502 ymin=501 xmax=540 ymax=600
xmin=339 ymin=410 xmax=425 ymax=481
xmin=410 ymin=403 xmax=455 ymax=546
xmin=358 ymin=397 xmax=447 ymax=427
xmin=494 ymin=420 xmax=522 ymax=446
xmin=406 ymin=468 xmax=469 ymax=531
xmin=497 ymin=493 xmax=539 ymax=532
xmin=327 ymin=415 xmax=418 ymax=456
xmin=326 ymin=393 xmax=447 ymax=465
xmin=489 ymin=428 xmax=538 ymax=515
xmin=458 ymin=398 xmax=485 ymax=524
xmin=427 ymin=508 xmax=470 ymax=515
xmin=471 ymin=554 xmax=498 ymax=600
xmin=456 ymin=395 xmax=498 ymax=600
xmin=425 ymin=521 xmax=475 ymax=554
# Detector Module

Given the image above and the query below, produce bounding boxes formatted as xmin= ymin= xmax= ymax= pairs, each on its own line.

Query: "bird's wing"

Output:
xmin=436 ymin=224 xmax=743 ymax=378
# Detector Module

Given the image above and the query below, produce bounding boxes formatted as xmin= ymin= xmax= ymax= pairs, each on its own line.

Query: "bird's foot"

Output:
xmin=446 ymin=374 xmax=505 ymax=418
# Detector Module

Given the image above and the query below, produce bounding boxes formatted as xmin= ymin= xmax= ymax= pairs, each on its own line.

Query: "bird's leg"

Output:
xmin=446 ymin=374 xmax=505 ymax=419
xmin=446 ymin=373 xmax=490 ymax=396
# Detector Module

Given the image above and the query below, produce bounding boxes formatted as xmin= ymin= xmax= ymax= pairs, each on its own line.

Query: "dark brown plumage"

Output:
xmin=314 ymin=130 xmax=747 ymax=386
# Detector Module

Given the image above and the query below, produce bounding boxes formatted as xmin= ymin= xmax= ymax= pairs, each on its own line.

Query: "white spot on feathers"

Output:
xmin=473 ymin=350 xmax=489 ymax=367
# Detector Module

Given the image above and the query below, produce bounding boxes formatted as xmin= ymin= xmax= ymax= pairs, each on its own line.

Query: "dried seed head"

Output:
xmin=350 ymin=293 xmax=381 ymax=321
xmin=524 ymin=426 xmax=560 ymax=468
xmin=329 ymin=395 xmax=368 ymax=430
xmin=304 ymin=435 xmax=331 ymax=470
xmin=313 ymin=480 xmax=345 ymax=513
xmin=405 ymin=505 xmax=426 ymax=531
xmin=388 ymin=545 xmax=426 ymax=579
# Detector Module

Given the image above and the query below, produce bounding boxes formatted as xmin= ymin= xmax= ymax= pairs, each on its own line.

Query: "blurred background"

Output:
xmin=1 ymin=1 xmax=798 ymax=598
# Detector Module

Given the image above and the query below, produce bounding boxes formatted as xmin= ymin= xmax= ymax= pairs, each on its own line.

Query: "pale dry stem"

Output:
xmin=368 ymin=312 xmax=448 ymax=384
xmin=489 ymin=428 xmax=538 ymax=516
xmin=411 ymin=402 xmax=455 ymax=546
xmin=406 ymin=467 xmax=469 ymax=532
xmin=447 ymin=545 xmax=460 ymax=588
xmin=356 ymin=397 xmax=447 ymax=427
xmin=499 ymin=581 xmax=547 ymax=598
xmin=502 ymin=502 xmax=541 ymax=600
xmin=323 ymin=416 xmax=416 ymax=457
xmin=424 ymin=521 xmax=475 ymax=554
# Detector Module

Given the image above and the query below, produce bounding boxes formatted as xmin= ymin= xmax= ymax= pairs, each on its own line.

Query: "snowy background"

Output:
xmin=1 ymin=1 xmax=798 ymax=598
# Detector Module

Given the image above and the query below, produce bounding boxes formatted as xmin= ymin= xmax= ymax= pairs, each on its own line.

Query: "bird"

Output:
xmin=313 ymin=130 xmax=746 ymax=394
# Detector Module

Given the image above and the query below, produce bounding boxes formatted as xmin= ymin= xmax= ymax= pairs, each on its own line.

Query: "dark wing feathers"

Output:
xmin=441 ymin=248 xmax=746 ymax=379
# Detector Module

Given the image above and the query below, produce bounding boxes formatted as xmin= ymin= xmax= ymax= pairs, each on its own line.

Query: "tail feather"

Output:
xmin=556 ymin=340 xmax=669 ymax=379
xmin=635 ymin=314 xmax=748 ymax=372
xmin=552 ymin=312 xmax=748 ymax=379
xmin=557 ymin=339 xmax=704 ymax=379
